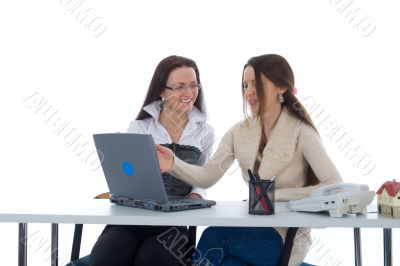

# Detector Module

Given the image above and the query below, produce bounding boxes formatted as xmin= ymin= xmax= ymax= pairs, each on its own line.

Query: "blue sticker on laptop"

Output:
xmin=121 ymin=161 xmax=134 ymax=176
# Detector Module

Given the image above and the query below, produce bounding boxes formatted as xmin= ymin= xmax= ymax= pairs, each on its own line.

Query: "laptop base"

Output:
xmin=110 ymin=195 xmax=216 ymax=212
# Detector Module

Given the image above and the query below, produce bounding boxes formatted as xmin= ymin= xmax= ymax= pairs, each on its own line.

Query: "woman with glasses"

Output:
xmin=156 ymin=54 xmax=342 ymax=266
xmin=87 ymin=55 xmax=214 ymax=266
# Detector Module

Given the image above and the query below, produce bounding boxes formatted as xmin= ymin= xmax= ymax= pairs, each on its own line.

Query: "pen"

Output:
xmin=251 ymin=173 xmax=275 ymax=214
xmin=247 ymin=169 xmax=256 ymax=181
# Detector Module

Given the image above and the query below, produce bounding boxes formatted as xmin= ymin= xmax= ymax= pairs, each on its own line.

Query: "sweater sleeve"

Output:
xmin=170 ymin=125 xmax=237 ymax=188
xmin=275 ymin=125 xmax=343 ymax=201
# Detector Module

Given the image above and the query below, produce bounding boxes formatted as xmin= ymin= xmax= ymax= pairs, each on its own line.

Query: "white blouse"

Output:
xmin=127 ymin=100 xmax=215 ymax=198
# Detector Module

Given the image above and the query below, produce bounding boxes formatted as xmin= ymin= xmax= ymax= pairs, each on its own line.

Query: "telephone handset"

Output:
xmin=311 ymin=183 xmax=369 ymax=197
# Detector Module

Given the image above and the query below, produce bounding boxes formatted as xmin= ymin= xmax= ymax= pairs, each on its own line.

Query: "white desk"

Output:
xmin=1 ymin=200 xmax=399 ymax=266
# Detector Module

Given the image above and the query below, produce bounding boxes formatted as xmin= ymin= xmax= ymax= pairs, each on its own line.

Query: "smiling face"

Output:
xmin=243 ymin=66 xmax=286 ymax=115
xmin=160 ymin=67 xmax=199 ymax=114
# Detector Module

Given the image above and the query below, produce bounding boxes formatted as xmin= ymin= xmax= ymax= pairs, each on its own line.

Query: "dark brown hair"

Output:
xmin=136 ymin=55 xmax=206 ymax=120
xmin=242 ymin=54 xmax=319 ymax=186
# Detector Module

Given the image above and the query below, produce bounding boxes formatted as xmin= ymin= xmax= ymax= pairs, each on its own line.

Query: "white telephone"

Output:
xmin=287 ymin=183 xmax=375 ymax=218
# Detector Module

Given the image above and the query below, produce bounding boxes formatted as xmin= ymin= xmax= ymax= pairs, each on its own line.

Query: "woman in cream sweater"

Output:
xmin=156 ymin=54 xmax=342 ymax=266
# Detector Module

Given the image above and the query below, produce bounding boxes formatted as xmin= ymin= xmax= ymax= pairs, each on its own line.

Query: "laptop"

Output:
xmin=93 ymin=133 xmax=216 ymax=212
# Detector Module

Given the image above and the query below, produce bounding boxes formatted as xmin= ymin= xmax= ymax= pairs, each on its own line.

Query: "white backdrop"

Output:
xmin=1 ymin=0 xmax=399 ymax=265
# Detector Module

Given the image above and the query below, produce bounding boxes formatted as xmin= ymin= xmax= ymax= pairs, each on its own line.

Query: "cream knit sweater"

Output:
xmin=170 ymin=108 xmax=342 ymax=265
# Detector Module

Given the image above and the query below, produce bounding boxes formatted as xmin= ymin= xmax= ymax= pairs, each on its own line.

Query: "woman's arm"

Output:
xmin=157 ymin=125 xmax=237 ymax=188
xmin=275 ymin=125 xmax=343 ymax=201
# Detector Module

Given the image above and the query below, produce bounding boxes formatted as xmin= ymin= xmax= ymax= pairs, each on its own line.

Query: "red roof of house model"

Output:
xmin=376 ymin=180 xmax=400 ymax=197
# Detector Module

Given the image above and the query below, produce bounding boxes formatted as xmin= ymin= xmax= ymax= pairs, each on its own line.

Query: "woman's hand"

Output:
xmin=186 ymin=193 xmax=202 ymax=199
xmin=155 ymin=144 xmax=174 ymax=172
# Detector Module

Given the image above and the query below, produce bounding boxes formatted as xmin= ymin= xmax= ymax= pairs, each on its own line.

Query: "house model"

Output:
xmin=376 ymin=179 xmax=400 ymax=219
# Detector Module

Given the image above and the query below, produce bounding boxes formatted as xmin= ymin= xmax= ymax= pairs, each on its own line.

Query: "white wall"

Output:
xmin=1 ymin=0 xmax=399 ymax=265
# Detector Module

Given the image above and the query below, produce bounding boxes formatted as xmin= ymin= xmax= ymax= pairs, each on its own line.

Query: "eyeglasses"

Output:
xmin=165 ymin=83 xmax=202 ymax=93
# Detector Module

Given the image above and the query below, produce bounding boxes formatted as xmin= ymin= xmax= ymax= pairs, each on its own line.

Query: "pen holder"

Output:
xmin=249 ymin=179 xmax=275 ymax=215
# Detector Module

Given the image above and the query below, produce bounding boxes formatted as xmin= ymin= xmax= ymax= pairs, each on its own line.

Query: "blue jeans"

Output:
xmin=193 ymin=227 xmax=283 ymax=266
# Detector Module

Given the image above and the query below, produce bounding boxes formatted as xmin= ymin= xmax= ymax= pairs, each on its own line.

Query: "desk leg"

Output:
xmin=18 ymin=223 xmax=27 ymax=266
xmin=51 ymin=224 xmax=58 ymax=266
xmin=383 ymin=228 xmax=392 ymax=266
xmin=354 ymin=228 xmax=362 ymax=266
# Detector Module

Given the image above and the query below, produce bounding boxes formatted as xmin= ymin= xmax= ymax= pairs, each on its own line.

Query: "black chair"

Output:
xmin=67 ymin=224 xmax=197 ymax=266
xmin=66 ymin=192 xmax=198 ymax=266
